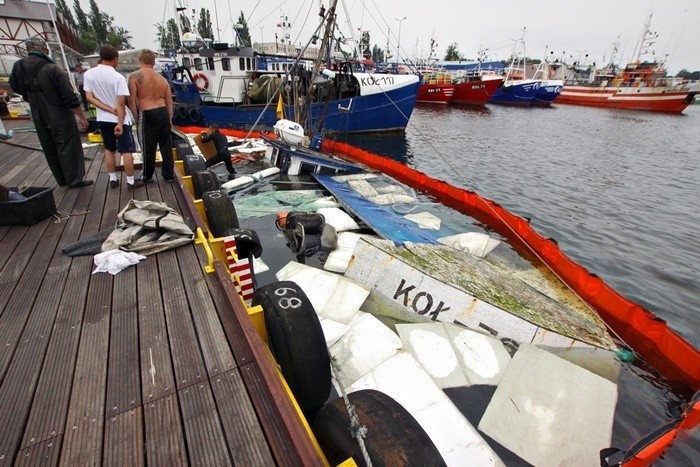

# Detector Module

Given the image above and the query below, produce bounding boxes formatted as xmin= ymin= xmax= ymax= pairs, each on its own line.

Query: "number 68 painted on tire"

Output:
xmin=253 ymin=281 xmax=331 ymax=419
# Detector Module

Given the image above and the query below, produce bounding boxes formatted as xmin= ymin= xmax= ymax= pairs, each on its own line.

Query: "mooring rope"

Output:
xmin=53 ymin=210 xmax=91 ymax=224
xmin=329 ymin=355 xmax=372 ymax=466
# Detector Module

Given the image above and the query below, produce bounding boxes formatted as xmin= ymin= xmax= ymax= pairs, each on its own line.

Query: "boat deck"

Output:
xmin=0 ymin=120 xmax=322 ymax=465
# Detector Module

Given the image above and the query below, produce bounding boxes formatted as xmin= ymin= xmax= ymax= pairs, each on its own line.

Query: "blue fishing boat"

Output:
xmin=488 ymin=32 xmax=541 ymax=106
xmin=530 ymin=59 xmax=563 ymax=106
xmin=488 ymin=78 xmax=540 ymax=105
xmin=166 ymin=5 xmax=419 ymax=134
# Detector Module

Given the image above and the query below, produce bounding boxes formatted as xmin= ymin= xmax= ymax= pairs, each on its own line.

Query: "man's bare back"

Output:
xmin=128 ymin=66 xmax=173 ymax=118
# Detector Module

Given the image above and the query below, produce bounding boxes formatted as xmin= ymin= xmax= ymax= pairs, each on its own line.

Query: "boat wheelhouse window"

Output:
xmin=194 ymin=58 xmax=203 ymax=71
xmin=207 ymin=58 xmax=215 ymax=71
xmin=246 ymin=58 xmax=253 ymax=70
xmin=239 ymin=57 xmax=245 ymax=70
xmin=298 ymin=162 xmax=319 ymax=175
xmin=222 ymin=58 xmax=231 ymax=71
xmin=182 ymin=57 xmax=191 ymax=68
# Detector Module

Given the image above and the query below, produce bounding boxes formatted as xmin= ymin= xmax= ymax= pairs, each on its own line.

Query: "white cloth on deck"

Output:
xmin=92 ymin=249 xmax=146 ymax=275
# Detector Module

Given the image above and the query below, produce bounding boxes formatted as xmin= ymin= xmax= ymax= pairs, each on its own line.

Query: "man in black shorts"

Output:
xmin=83 ymin=45 xmax=143 ymax=190
xmin=201 ymin=124 xmax=236 ymax=180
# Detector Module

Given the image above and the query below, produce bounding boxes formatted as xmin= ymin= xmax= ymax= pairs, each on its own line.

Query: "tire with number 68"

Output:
xmin=253 ymin=281 xmax=331 ymax=419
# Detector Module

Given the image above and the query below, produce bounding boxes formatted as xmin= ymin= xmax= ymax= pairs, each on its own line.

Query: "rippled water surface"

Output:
xmin=342 ymin=102 xmax=700 ymax=461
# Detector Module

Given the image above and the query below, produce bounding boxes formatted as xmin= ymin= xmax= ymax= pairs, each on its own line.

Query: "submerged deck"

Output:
xmin=0 ymin=120 xmax=322 ymax=465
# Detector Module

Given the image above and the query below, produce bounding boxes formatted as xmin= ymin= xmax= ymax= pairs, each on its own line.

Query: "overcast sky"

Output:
xmin=97 ymin=0 xmax=700 ymax=74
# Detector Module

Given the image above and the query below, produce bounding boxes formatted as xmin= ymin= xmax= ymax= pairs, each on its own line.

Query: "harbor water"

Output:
xmin=342 ymin=102 xmax=700 ymax=462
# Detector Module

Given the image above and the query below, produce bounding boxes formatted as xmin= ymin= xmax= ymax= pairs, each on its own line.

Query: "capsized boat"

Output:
xmin=174 ymin=120 xmax=699 ymax=465
xmin=165 ymin=4 xmax=419 ymax=134
xmin=553 ymin=14 xmax=699 ymax=113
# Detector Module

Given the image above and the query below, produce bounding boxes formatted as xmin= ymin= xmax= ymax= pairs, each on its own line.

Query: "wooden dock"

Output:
xmin=0 ymin=120 xmax=324 ymax=466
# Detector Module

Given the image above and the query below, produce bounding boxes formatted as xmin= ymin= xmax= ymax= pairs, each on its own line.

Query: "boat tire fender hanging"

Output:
xmin=202 ymin=189 xmax=239 ymax=238
xmin=252 ymin=281 xmax=331 ymax=420
xmin=223 ymin=228 xmax=263 ymax=258
xmin=188 ymin=107 xmax=203 ymax=123
xmin=175 ymin=105 xmax=189 ymax=119
xmin=182 ymin=154 xmax=207 ymax=176
xmin=312 ymin=389 xmax=445 ymax=466
xmin=192 ymin=72 xmax=209 ymax=90
xmin=192 ymin=169 xmax=220 ymax=199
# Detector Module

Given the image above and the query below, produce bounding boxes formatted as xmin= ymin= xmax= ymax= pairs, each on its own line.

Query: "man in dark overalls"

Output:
xmin=9 ymin=35 xmax=91 ymax=188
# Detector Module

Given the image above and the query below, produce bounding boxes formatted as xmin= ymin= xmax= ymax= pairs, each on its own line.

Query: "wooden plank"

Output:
xmin=0 ymin=147 xmax=40 ymax=185
xmin=136 ymin=252 xmax=177 ymax=402
xmin=0 ymin=283 xmax=14 ymax=321
xmin=20 ymin=255 xmax=93 ymax=448
xmin=14 ymin=436 xmax=62 ymax=466
xmin=0 ymin=271 xmax=67 ymax=464
xmin=143 ymin=393 xmax=187 ymax=465
xmin=211 ymin=368 xmax=275 ymax=465
xmin=103 ymin=406 xmax=145 ymax=466
xmin=0 ymin=225 xmax=27 ymax=251
xmin=175 ymin=245 xmax=236 ymax=378
xmin=59 ymin=271 xmax=113 ymax=466
xmin=0 ymin=234 xmax=60 ymax=381
xmin=178 ymin=380 xmax=232 ymax=466
xmin=0 ymin=226 xmax=10 ymax=243
xmin=105 ymin=267 xmax=142 ymax=418
xmin=0 ymin=227 xmax=53 ymax=286
xmin=202 ymin=267 xmax=256 ymax=364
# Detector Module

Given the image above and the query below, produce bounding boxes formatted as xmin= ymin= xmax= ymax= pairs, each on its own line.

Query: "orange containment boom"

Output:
xmin=324 ymin=139 xmax=700 ymax=392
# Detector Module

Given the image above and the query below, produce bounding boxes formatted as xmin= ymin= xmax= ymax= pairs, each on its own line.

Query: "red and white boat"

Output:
xmin=555 ymin=14 xmax=699 ymax=113
xmin=416 ymin=70 xmax=455 ymax=104
xmin=452 ymin=73 xmax=504 ymax=106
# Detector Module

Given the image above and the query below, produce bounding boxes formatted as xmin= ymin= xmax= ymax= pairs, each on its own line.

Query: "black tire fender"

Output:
xmin=223 ymin=228 xmax=263 ymax=258
xmin=192 ymin=169 xmax=221 ymax=199
xmin=253 ymin=281 xmax=331 ymax=420
xmin=175 ymin=105 xmax=189 ymax=119
xmin=313 ymin=389 xmax=445 ymax=467
xmin=202 ymin=189 xmax=239 ymax=238
xmin=182 ymin=154 xmax=207 ymax=176
xmin=189 ymin=107 xmax=203 ymax=123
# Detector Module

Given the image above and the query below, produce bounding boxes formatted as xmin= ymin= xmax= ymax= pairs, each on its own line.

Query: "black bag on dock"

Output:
xmin=0 ymin=187 xmax=57 ymax=226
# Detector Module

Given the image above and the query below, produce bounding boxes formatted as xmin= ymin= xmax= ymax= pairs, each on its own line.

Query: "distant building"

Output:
xmin=0 ymin=0 xmax=83 ymax=77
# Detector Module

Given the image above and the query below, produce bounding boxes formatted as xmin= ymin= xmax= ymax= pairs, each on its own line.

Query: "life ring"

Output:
xmin=192 ymin=72 xmax=209 ymax=90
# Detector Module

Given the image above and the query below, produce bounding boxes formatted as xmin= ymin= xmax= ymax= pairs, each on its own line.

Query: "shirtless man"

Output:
xmin=128 ymin=49 xmax=175 ymax=183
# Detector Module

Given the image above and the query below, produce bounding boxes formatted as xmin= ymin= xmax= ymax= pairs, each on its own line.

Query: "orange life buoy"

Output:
xmin=192 ymin=73 xmax=209 ymax=90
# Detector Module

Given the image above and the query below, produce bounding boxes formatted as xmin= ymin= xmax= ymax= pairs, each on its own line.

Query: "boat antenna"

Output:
xmin=632 ymin=13 xmax=655 ymax=63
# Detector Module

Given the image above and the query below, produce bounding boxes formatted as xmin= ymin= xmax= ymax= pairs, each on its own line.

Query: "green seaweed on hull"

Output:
xmin=371 ymin=238 xmax=615 ymax=349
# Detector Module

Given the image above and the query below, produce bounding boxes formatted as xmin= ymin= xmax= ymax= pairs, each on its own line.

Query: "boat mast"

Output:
xmin=298 ymin=0 xmax=338 ymax=129
xmin=632 ymin=13 xmax=657 ymax=63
